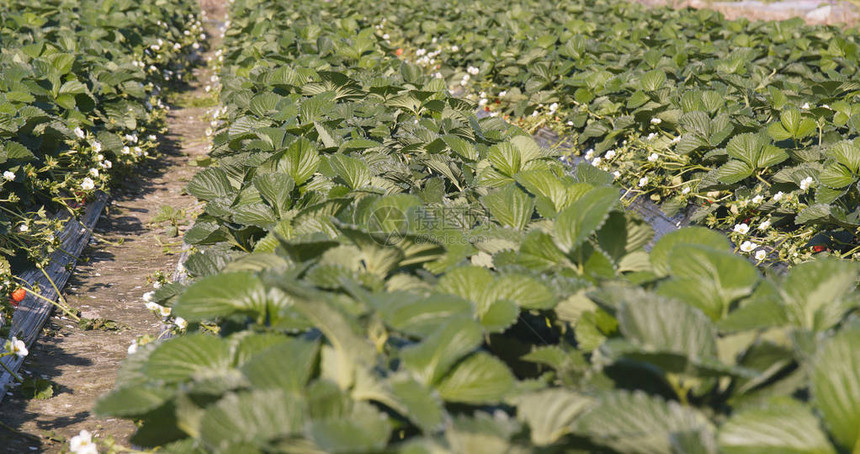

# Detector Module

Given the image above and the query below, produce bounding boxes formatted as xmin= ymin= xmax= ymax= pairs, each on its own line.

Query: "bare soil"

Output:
xmin=0 ymin=1 xmax=226 ymax=451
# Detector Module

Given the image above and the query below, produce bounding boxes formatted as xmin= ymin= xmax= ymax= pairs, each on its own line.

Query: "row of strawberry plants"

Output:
xmin=346 ymin=0 xmax=860 ymax=266
xmin=96 ymin=1 xmax=860 ymax=453
xmin=0 ymin=0 xmax=204 ymax=321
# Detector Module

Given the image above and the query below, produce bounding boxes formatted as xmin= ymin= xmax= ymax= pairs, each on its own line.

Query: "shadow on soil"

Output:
xmin=0 ymin=333 xmax=94 ymax=451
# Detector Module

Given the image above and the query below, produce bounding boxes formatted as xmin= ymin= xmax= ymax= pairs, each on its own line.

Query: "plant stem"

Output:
xmin=13 ymin=271 xmax=81 ymax=322
xmin=755 ymin=172 xmax=772 ymax=187
xmin=0 ymin=353 xmax=23 ymax=382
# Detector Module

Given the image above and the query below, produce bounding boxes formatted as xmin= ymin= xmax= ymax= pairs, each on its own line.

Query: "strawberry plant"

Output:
xmin=96 ymin=1 xmax=860 ymax=452
xmin=350 ymin=0 xmax=860 ymax=264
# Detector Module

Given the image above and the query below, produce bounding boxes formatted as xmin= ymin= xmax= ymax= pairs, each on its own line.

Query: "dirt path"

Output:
xmin=636 ymin=0 xmax=859 ymax=25
xmin=0 ymin=1 xmax=226 ymax=451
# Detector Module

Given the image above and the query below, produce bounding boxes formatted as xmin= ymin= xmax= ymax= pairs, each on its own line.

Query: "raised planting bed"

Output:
xmin=0 ymin=194 xmax=106 ymax=401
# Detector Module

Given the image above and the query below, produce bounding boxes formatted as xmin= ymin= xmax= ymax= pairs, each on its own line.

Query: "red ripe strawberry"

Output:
xmin=10 ymin=288 xmax=25 ymax=307
xmin=813 ymin=245 xmax=827 ymax=253
xmin=395 ymin=48 xmax=403 ymax=56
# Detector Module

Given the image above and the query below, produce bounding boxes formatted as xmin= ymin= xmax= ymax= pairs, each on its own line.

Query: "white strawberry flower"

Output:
xmin=8 ymin=336 xmax=28 ymax=358
xmin=122 ymin=146 xmax=131 ymax=155
xmin=175 ymin=317 xmax=188 ymax=329
xmin=382 ymin=33 xmax=390 ymax=40
xmin=682 ymin=186 xmax=691 ymax=195
xmin=799 ymin=176 xmax=814 ymax=191
xmin=584 ymin=149 xmax=595 ymax=160
xmin=648 ymin=153 xmax=659 ymax=162
xmin=751 ymin=195 xmax=764 ymax=204
xmin=592 ymin=157 xmax=602 ymax=167
xmin=158 ymin=306 xmax=172 ymax=317
xmin=127 ymin=342 xmax=138 ymax=355
xmin=773 ymin=191 xmax=784 ymax=202
xmin=467 ymin=66 xmax=479 ymax=75
xmin=650 ymin=118 xmax=662 ymax=125
xmin=70 ymin=430 xmax=98 ymax=454
xmin=3 ymin=171 xmax=15 ymax=181
xmin=646 ymin=132 xmax=658 ymax=141
xmin=498 ymin=90 xmax=507 ymax=97
xmin=671 ymin=135 xmax=681 ymax=144
xmin=755 ymin=250 xmax=767 ymax=261
xmin=451 ymin=45 xmax=459 ymax=52
xmin=638 ymin=176 xmax=649 ymax=187
xmin=740 ymin=241 xmax=758 ymax=252
xmin=144 ymin=301 xmax=161 ymax=312
xmin=89 ymin=168 xmax=99 ymax=178
xmin=74 ymin=127 xmax=86 ymax=139
xmin=91 ymin=141 xmax=102 ymax=153
xmin=604 ymin=149 xmax=617 ymax=159
xmin=81 ymin=178 xmax=95 ymax=191
xmin=19 ymin=224 xmax=28 ymax=233
xmin=801 ymin=102 xmax=810 ymax=109
xmin=613 ymin=171 xmax=621 ymax=179
xmin=549 ymin=103 xmax=558 ymax=113
xmin=758 ymin=219 xmax=771 ymax=230
xmin=147 ymin=134 xmax=157 ymax=141
xmin=733 ymin=223 xmax=750 ymax=234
